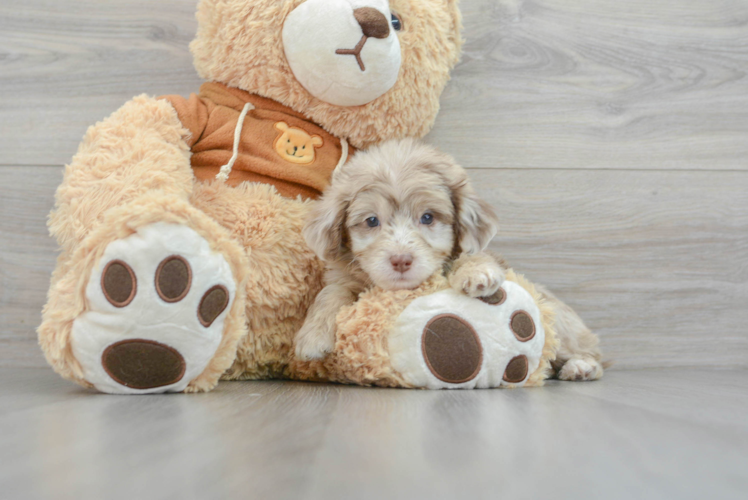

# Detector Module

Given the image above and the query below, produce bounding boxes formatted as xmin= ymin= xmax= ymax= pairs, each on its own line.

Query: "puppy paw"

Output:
xmin=450 ymin=262 xmax=505 ymax=298
xmin=557 ymin=358 xmax=604 ymax=381
xmin=294 ymin=325 xmax=335 ymax=361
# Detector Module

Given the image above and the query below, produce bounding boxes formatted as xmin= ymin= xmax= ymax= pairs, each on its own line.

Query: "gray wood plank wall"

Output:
xmin=1 ymin=0 xmax=746 ymax=369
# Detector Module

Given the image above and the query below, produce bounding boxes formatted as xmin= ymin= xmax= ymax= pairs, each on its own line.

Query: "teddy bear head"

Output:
xmin=190 ymin=0 xmax=462 ymax=148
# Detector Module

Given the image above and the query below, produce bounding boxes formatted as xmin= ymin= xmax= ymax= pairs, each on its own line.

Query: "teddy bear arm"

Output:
xmin=49 ymin=95 xmax=196 ymax=254
xmin=159 ymin=93 xmax=211 ymax=149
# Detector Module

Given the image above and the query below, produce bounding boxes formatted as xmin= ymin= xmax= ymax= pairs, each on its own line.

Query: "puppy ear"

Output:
xmin=421 ymin=145 xmax=499 ymax=256
xmin=452 ymin=182 xmax=500 ymax=255
xmin=303 ymin=186 xmax=349 ymax=262
xmin=421 ymin=148 xmax=499 ymax=256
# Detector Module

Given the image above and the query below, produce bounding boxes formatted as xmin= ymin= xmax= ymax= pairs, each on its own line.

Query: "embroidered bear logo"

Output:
xmin=273 ymin=121 xmax=324 ymax=164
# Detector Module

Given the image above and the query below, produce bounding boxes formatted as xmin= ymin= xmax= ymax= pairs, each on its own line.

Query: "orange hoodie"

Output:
xmin=162 ymin=82 xmax=351 ymax=200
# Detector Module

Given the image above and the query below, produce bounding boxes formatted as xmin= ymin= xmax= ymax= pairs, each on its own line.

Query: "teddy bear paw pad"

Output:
xmin=421 ymin=315 xmax=483 ymax=384
xmin=71 ymin=222 xmax=235 ymax=394
xmin=102 ymin=339 xmax=186 ymax=390
xmin=388 ymin=282 xmax=545 ymax=389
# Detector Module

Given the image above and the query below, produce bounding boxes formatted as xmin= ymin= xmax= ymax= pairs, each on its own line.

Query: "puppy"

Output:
xmin=295 ymin=139 xmax=603 ymax=381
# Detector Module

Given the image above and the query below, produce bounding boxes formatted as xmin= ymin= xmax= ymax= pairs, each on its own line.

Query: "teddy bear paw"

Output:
xmin=388 ymin=281 xmax=545 ymax=389
xmin=71 ymin=222 xmax=236 ymax=394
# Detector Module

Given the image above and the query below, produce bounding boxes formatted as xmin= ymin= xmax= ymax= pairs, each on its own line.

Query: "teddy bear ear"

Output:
xmin=445 ymin=0 xmax=464 ymax=65
xmin=311 ymin=136 xmax=324 ymax=148
xmin=275 ymin=121 xmax=289 ymax=132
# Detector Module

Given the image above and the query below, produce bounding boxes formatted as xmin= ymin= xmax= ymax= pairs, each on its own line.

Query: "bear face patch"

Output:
xmin=274 ymin=121 xmax=324 ymax=164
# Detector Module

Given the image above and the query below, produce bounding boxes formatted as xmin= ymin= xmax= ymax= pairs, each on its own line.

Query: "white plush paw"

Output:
xmin=388 ymin=282 xmax=545 ymax=389
xmin=71 ymin=222 xmax=236 ymax=394
xmin=558 ymin=358 xmax=603 ymax=381
xmin=453 ymin=264 xmax=505 ymax=298
xmin=294 ymin=325 xmax=335 ymax=361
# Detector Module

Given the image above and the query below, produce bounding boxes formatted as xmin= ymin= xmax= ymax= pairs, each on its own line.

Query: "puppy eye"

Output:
xmin=365 ymin=216 xmax=380 ymax=228
xmin=391 ymin=13 xmax=403 ymax=31
xmin=420 ymin=213 xmax=434 ymax=225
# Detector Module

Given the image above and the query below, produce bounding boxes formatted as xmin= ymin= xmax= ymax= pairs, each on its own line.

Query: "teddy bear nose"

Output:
xmin=353 ymin=7 xmax=390 ymax=39
xmin=390 ymin=254 xmax=413 ymax=273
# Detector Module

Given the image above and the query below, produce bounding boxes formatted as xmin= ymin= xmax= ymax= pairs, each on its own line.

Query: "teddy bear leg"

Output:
xmin=187 ymin=180 xmax=325 ymax=381
xmin=39 ymin=194 xmax=249 ymax=394
xmin=38 ymin=95 xmax=251 ymax=393
xmin=49 ymin=95 xmax=196 ymax=256
xmin=387 ymin=281 xmax=553 ymax=389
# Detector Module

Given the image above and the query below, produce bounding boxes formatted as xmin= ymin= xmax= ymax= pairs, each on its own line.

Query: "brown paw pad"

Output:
xmin=102 ymin=260 xmax=137 ymax=307
xmin=421 ymin=314 xmax=483 ymax=384
xmin=510 ymin=310 xmax=536 ymax=342
xmin=198 ymin=285 xmax=230 ymax=327
xmin=155 ymin=256 xmax=192 ymax=303
xmin=102 ymin=339 xmax=186 ymax=389
xmin=479 ymin=287 xmax=506 ymax=305
xmin=503 ymin=355 xmax=529 ymax=384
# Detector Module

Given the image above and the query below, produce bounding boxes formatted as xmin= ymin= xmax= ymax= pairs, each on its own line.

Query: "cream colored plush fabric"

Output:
xmin=290 ymin=271 xmax=558 ymax=389
xmin=39 ymin=0 xmax=473 ymax=393
xmin=282 ymin=0 xmax=402 ymax=106
xmin=191 ymin=0 xmax=462 ymax=149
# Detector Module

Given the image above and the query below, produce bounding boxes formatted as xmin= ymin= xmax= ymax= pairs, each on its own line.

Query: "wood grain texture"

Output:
xmin=2 ymin=166 xmax=746 ymax=369
xmin=1 ymin=2 xmax=747 ymax=495
xmin=477 ymin=168 xmax=748 ymax=368
xmin=428 ymin=0 xmax=748 ymax=170
xmin=0 ymin=0 xmax=203 ymax=166
xmin=0 ymin=0 xmax=747 ymax=369
xmin=0 ymin=167 xmax=60 ymax=367
xmin=1 ymin=0 xmax=747 ymax=169
xmin=0 ymin=367 xmax=746 ymax=500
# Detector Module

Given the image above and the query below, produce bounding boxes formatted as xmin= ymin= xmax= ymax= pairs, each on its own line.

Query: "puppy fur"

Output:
xmin=296 ymin=139 xmax=603 ymax=381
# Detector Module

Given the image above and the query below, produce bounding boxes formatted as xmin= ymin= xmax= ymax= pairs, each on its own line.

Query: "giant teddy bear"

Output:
xmin=39 ymin=0 xmax=558 ymax=394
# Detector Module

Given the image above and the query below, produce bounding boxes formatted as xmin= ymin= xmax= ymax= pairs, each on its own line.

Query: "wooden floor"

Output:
xmin=1 ymin=0 xmax=746 ymax=370
xmin=1 ymin=1 xmax=748 ymax=496
xmin=0 ymin=367 xmax=745 ymax=500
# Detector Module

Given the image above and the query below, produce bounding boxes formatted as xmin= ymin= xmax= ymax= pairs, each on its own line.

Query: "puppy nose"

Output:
xmin=390 ymin=254 xmax=413 ymax=273
xmin=353 ymin=7 xmax=390 ymax=39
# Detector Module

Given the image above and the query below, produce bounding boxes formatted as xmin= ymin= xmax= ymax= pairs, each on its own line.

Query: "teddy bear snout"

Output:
xmin=282 ymin=0 xmax=402 ymax=107
xmin=353 ymin=7 xmax=390 ymax=39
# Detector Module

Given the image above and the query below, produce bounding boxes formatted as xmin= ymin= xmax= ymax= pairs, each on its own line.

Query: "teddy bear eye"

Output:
xmin=365 ymin=216 xmax=380 ymax=228
xmin=391 ymin=13 xmax=403 ymax=31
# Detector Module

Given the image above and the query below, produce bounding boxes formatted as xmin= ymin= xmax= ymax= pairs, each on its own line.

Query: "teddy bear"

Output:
xmin=292 ymin=269 xmax=558 ymax=389
xmin=38 ymin=0 xmax=558 ymax=394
